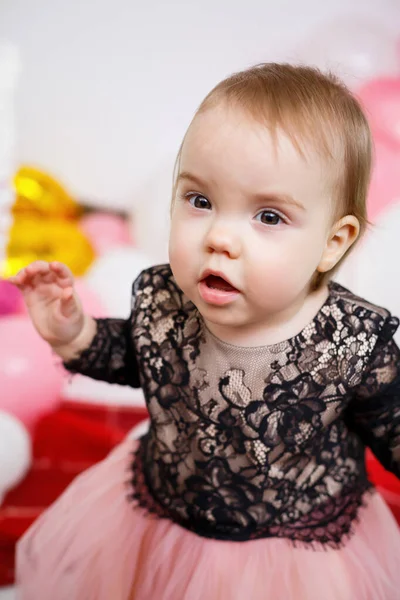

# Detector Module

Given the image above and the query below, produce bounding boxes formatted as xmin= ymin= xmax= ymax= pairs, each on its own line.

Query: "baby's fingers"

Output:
xmin=49 ymin=262 xmax=74 ymax=288
xmin=59 ymin=287 xmax=81 ymax=319
xmin=7 ymin=273 xmax=24 ymax=288
xmin=25 ymin=261 xmax=52 ymax=279
xmin=8 ymin=261 xmax=50 ymax=289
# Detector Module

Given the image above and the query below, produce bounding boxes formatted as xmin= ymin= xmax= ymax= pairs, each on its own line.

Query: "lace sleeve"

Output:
xmin=63 ymin=316 xmax=139 ymax=386
xmin=347 ymin=316 xmax=400 ymax=477
xmin=63 ymin=274 xmax=144 ymax=387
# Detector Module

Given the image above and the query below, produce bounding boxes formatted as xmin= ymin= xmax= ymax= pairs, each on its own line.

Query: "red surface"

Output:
xmin=0 ymin=405 xmax=399 ymax=586
xmin=0 ymin=400 xmax=148 ymax=585
xmin=366 ymin=449 xmax=400 ymax=524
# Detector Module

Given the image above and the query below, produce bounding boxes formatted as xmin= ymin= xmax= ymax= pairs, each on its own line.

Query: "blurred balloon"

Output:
xmin=13 ymin=166 xmax=81 ymax=219
xmin=73 ymin=279 xmax=106 ymax=317
xmin=85 ymin=247 xmax=152 ymax=317
xmin=80 ymin=212 xmax=132 ymax=256
xmin=358 ymin=77 xmax=400 ymax=146
xmin=62 ymin=374 xmax=146 ymax=407
xmin=368 ymin=135 xmax=400 ymax=221
xmin=0 ymin=278 xmax=23 ymax=316
xmin=0 ymin=316 xmax=63 ymax=429
xmin=295 ymin=18 xmax=400 ymax=88
xmin=129 ymin=418 xmax=150 ymax=440
xmin=0 ymin=410 xmax=31 ymax=500
xmin=2 ymin=217 xmax=95 ymax=278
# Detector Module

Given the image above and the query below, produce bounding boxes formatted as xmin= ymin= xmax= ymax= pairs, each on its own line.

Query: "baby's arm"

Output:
xmin=9 ymin=260 xmax=141 ymax=388
xmin=63 ymin=315 xmax=140 ymax=387
xmin=347 ymin=322 xmax=400 ymax=478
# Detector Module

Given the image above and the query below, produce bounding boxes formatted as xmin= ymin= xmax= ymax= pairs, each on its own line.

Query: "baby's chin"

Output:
xmin=197 ymin=302 xmax=255 ymax=330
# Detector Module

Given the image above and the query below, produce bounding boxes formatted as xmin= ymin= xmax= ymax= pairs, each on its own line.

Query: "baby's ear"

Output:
xmin=317 ymin=216 xmax=360 ymax=273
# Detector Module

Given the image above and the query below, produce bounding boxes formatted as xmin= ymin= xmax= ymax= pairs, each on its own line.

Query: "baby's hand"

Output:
xmin=8 ymin=261 xmax=85 ymax=348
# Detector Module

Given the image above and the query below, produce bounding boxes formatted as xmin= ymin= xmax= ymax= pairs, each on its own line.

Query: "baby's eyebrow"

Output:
xmin=177 ymin=171 xmax=208 ymax=189
xmin=252 ymin=192 xmax=306 ymax=212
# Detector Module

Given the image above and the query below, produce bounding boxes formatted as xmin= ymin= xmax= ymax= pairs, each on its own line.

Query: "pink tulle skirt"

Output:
xmin=16 ymin=437 xmax=400 ymax=600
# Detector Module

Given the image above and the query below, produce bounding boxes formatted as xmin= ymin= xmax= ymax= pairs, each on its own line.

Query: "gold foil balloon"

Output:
xmin=3 ymin=166 xmax=96 ymax=277
xmin=2 ymin=218 xmax=95 ymax=278
xmin=13 ymin=166 xmax=82 ymax=219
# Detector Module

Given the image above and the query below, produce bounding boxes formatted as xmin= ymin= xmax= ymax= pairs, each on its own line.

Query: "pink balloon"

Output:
xmin=358 ymin=77 xmax=400 ymax=146
xmin=295 ymin=18 xmax=399 ymax=88
xmin=368 ymin=135 xmax=400 ymax=221
xmin=0 ymin=317 xmax=63 ymax=429
xmin=0 ymin=279 xmax=24 ymax=316
xmin=80 ymin=212 xmax=132 ymax=256
xmin=74 ymin=279 xmax=106 ymax=317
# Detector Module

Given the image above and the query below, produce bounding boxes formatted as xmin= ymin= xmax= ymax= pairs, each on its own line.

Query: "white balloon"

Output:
xmin=0 ymin=411 xmax=31 ymax=499
xmin=294 ymin=18 xmax=400 ymax=88
xmin=62 ymin=373 xmax=145 ymax=408
xmin=84 ymin=247 xmax=153 ymax=318
xmin=0 ymin=586 xmax=16 ymax=599
xmin=128 ymin=418 xmax=150 ymax=440
xmin=74 ymin=247 xmax=154 ymax=405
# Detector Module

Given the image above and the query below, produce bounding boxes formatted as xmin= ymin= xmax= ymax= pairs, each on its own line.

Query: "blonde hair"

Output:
xmin=172 ymin=63 xmax=372 ymax=287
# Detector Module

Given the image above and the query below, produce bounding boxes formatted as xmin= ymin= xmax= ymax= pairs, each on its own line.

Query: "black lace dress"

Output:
xmin=64 ymin=264 xmax=400 ymax=548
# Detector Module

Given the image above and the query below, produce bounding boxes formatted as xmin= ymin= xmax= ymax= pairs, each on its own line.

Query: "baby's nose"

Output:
xmin=204 ymin=222 xmax=241 ymax=259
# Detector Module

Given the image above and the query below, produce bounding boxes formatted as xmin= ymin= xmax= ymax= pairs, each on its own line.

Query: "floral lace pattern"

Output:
xmin=65 ymin=264 xmax=400 ymax=547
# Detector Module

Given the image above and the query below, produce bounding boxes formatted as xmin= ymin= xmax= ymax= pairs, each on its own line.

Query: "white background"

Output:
xmin=1 ymin=0 xmax=399 ymax=213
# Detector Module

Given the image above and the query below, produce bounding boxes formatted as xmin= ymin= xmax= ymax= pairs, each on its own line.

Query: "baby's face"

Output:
xmin=169 ymin=103 xmax=336 ymax=342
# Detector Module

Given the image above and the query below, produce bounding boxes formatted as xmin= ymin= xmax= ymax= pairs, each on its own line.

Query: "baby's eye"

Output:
xmin=255 ymin=210 xmax=283 ymax=226
xmin=188 ymin=194 xmax=211 ymax=210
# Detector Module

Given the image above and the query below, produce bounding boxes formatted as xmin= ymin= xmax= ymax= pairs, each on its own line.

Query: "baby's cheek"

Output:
xmin=169 ymin=224 xmax=189 ymax=258
xmin=169 ymin=228 xmax=198 ymax=293
xmin=248 ymin=250 xmax=309 ymax=305
xmin=283 ymin=231 xmax=325 ymax=275
xmin=169 ymin=242 xmax=186 ymax=276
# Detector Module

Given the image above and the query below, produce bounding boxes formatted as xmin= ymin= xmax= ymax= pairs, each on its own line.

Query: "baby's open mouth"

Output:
xmin=203 ymin=274 xmax=238 ymax=293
